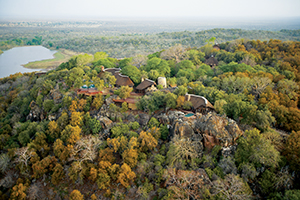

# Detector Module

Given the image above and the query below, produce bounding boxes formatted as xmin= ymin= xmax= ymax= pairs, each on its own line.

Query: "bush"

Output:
xmin=130 ymin=122 xmax=140 ymax=130
xmin=160 ymin=125 xmax=169 ymax=140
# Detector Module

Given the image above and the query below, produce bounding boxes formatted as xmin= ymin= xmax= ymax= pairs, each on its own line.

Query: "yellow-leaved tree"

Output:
xmin=118 ymin=163 xmax=136 ymax=188
xmin=69 ymin=190 xmax=84 ymax=200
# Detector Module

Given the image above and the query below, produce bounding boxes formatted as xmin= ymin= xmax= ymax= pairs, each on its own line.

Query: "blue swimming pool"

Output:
xmin=185 ymin=113 xmax=194 ymax=117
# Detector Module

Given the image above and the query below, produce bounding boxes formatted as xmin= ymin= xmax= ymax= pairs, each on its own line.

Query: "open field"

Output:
xmin=23 ymin=49 xmax=79 ymax=69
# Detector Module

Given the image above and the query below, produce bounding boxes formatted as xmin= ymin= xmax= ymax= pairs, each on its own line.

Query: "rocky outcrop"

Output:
xmin=27 ymin=101 xmax=43 ymax=121
xmin=159 ymin=110 xmax=243 ymax=149
xmin=137 ymin=113 xmax=150 ymax=126
xmin=126 ymin=114 xmax=136 ymax=123
xmin=97 ymin=116 xmax=113 ymax=130
xmin=97 ymin=116 xmax=114 ymax=138
xmin=194 ymin=112 xmax=243 ymax=149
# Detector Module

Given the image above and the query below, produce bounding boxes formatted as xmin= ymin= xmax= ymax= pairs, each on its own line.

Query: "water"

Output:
xmin=185 ymin=113 xmax=194 ymax=117
xmin=0 ymin=46 xmax=56 ymax=78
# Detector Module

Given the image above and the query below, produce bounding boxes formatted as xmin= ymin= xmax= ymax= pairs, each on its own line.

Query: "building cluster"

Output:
xmin=77 ymin=54 xmax=219 ymax=112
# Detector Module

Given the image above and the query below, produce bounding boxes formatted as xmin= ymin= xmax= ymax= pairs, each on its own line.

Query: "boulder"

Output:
xmin=194 ymin=112 xmax=243 ymax=149
xmin=98 ymin=116 xmax=113 ymax=130
xmin=156 ymin=113 xmax=170 ymax=124
xmin=126 ymin=114 xmax=136 ymax=123
xmin=172 ymin=120 xmax=195 ymax=138
xmin=138 ymin=113 xmax=150 ymax=126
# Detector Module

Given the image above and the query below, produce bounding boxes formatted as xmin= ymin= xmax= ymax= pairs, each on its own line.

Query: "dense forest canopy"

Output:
xmin=1 ymin=29 xmax=300 ymax=199
xmin=0 ymin=23 xmax=300 ymax=58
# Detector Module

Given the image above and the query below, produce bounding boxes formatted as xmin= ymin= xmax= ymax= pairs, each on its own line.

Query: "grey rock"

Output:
xmin=138 ymin=113 xmax=150 ymax=126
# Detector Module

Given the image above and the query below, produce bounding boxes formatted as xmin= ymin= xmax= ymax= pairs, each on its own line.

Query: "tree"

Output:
xmin=69 ymin=135 xmax=102 ymax=165
xmin=0 ymin=153 xmax=10 ymax=173
xmin=174 ymin=85 xmax=188 ymax=96
xmin=92 ymin=94 xmax=103 ymax=110
xmin=176 ymin=96 xmax=185 ymax=108
xmin=121 ymin=102 xmax=128 ymax=113
xmin=70 ymin=111 xmax=83 ymax=127
xmin=121 ymin=65 xmax=141 ymax=84
xmin=61 ymin=125 xmax=82 ymax=145
xmin=31 ymin=155 xmax=57 ymax=179
xmin=146 ymin=57 xmax=170 ymax=76
xmin=51 ymin=163 xmax=64 ymax=185
xmin=212 ymin=174 xmax=252 ymax=200
xmin=47 ymin=121 xmax=59 ymax=140
xmin=88 ymin=117 xmax=102 ymax=134
xmin=10 ymin=183 xmax=27 ymax=200
xmin=30 ymin=132 xmax=50 ymax=158
xmin=43 ymin=99 xmax=54 ymax=113
xmin=138 ymin=131 xmax=158 ymax=152
xmin=65 ymin=67 xmax=84 ymax=87
xmin=14 ymin=147 xmax=34 ymax=169
xmin=160 ymin=44 xmax=188 ymax=63
xmin=116 ymin=86 xmax=133 ymax=99
xmin=164 ymin=92 xmax=177 ymax=109
xmin=235 ymin=129 xmax=280 ymax=168
xmin=118 ymin=163 xmax=136 ymax=188
xmin=165 ymin=168 xmax=212 ymax=199
xmin=148 ymin=70 xmax=160 ymax=81
xmin=107 ymin=73 xmax=116 ymax=86
xmin=122 ymin=149 xmax=138 ymax=168
xmin=130 ymin=54 xmax=148 ymax=68
xmin=69 ymin=190 xmax=84 ymax=200
xmin=53 ymin=139 xmax=72 ymax=162
xmin=148 ymin=117 xmax=160 ymax=128
xmin=166 ymin=135 xmax=201 ymax=168
xmin=284 ymin=131 xmax=300 ymax=171
xmin=187 ymin=49 xmax=205 ymax=66
xmin=94 ymin=52 xmax=108 ymax=62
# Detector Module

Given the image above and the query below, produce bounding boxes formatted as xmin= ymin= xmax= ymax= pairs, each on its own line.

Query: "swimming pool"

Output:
xmin=185 ymin=113 xmax=194 ymax=117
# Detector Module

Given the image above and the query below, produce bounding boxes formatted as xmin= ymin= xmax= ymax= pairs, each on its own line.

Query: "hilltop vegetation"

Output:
xmin=0 ymin=38 xmax=300 ymax=199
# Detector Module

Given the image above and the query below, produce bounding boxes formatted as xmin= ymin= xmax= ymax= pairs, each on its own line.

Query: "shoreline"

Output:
xmin=22 ymin=49 xmax=79 ymax=70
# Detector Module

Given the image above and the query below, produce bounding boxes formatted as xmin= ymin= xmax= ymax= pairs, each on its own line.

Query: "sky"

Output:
xmin=0 ymin=0 xmax=299 ymax=20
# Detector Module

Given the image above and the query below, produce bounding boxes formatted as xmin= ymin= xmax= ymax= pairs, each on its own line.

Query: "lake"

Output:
xmin=0 ymin=46 xmax=56 ymax=78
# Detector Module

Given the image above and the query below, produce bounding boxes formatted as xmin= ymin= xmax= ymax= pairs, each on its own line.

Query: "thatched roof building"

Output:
xmin=97 ymin=66 xmax=134 ymax=87
xmin=185 ymin=93 xmax=214 ymax=113
xmin=115 ymin=73 xmax=134 ymax=87
xmin=213 ymin=43 xmax=220 ymax=50
xmin=97 ymin=66 xmax=121 ymax=78
xmin=205 ymin=55 xmax=218 ymax=68
xmin=136 ymin=79 xmax=156 ymax=93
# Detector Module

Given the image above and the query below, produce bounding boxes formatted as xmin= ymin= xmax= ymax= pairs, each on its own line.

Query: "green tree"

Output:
xmin=164 ymin=92 xmax=177 ymax=109
xmin=116 ymin=86 xmax=133 ymax=99
xmin=94 ymin=52 xmax=108 ymax=62
xmin=235 ymin=129 xmax=280 ymax=168
xmin=121 ymin=65 xmax=141 ymax=84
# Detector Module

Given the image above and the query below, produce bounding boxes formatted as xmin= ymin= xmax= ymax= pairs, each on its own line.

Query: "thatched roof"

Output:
xmin=205 ymin=56 xmax=218 ymax=67
xmin=213 ymin=43 xmax=220 ymax=50
xmin=97 ymin=68 xmax=121 ymax=78
xmin=115 ymin=73 xmax=134 ymax=87
xmin=185 ymin=94 xmax=214 ymax=109
xmin=104 ymin=68 xmax=121 ymax=74
xmin=136 ymin=79 xmax=156 ymax=90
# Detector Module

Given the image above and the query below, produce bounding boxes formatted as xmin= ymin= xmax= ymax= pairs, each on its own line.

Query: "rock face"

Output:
xmin=194 ymin=112 xmax=243 ymax=149
xmin=158 ymin=111 xmax=243 ymax=149
xmin=97 ymin=116 xmax=113 ymax=130
xmin=97 ymin=116 xmax=114 ymax=138
xmin=137 ymin=113 xmax=150 ymax=126
xmin=27 ymin=101 xmax=43 ymax=121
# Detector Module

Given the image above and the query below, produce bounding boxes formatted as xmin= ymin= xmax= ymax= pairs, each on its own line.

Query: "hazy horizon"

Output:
xmin=0 ymin=0 xmax=299 ymax=20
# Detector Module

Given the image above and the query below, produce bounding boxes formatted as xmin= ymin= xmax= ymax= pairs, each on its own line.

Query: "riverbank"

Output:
xmin=23 ymin=49 xmax=79 ymax=70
